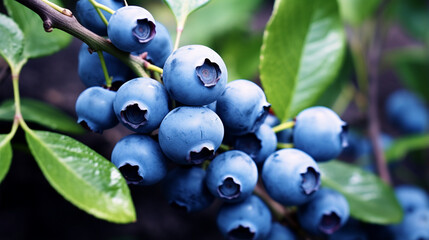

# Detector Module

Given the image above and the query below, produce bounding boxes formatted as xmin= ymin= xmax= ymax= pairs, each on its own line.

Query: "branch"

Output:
xmin=367 ymin=0 xmax=392 ymax=184
xmin=15 ymin=0 xmax=147 ymax=77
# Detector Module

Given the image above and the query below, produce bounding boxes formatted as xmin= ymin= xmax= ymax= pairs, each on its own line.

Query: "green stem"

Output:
xmin=1 ymin=118 xmax=19 ymax=145
xmin=11 ymin=73 xmax=32 ymax=133
xmin=219 ymin=144 xmax=230 ymax=151
xmin=173 ymin=26 xmax=183 ymax=51
xmin=277 ymin=143 xmax=294 ymax=149
xmin=40 ymin=0 xmax=72 ymax=16
xmin=88 ymin=0 xmax=115 ymax=15
xmin=272 ymin=121 xmax=295 ymax=133
xmin=88 ymin=0 xmax=110 ymax=26
xmin=97 ymin=51 xmax=112 ymax=87
xmin=144 ymin=61 xmax=163 ymax=74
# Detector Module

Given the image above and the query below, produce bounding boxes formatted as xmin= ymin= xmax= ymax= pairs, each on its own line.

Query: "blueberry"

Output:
xmin=132 ymin=21 xmax=172 ymax=68
xmin=111 ymin=134 xmax=168 ymax=185
xmin=328 ymin=218 xmax=368 ymax=240
xmin=263 ymin=114 xmax=293 ymax=144
xmin=263 ymin=113 xmax=280 ymax=127
xmin=113 ymin=77 xmax=169 ymax=133
xmin=205 ymin=150 xmax=258 ymax=202
xmin=107 ymin=6 xmax=156 ymax=52
xmin=293 ymin=106 xmax=348 ymax=162
xmin=298 ymin=188 xmax=350 ymax=235
xmin=75 ymin=86 xmax=118 ymax=133
xmin=395 ymin=185 xmax=429 ymax=214
xmin=389 ymin=208 xmax=429 ymax=240
xmin=162 ymin=166 xmax=214 ymax=213
xmin=233 ymin=123 xmax=277 ymax=166
xmin=158 ymin=106 xmax=224 ymax=165
xmin=262 ymin=148 xmax=321 ymax=206
xmin=217 ymin=195 xmax=272 ymax=240
xmin=216 ymin=79 xmax=271 ymax=135
xmin=163 ymin=45 xmax=228 ymax=106
xmin=76 ymin=0 xmax=124 ymax=36
xmin=78 ymin=43 xmax=130 ymax=88
xmin=386 ymin=89 xmax=429 ymax=134
xmin=266 ymin=222 xmax=296 ymax=240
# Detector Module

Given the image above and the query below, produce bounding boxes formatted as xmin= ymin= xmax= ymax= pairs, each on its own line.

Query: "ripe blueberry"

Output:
xmin=217 ymin=195 xmax=272 ymax=240
xmin=206 ymin=150 xmax=258 ymax=202
xmin=216 ymin=79 xmax=271 ymax=135
xmin=233 ymin=123 xmax=277 ymax=166
xmin=386 ymin=89 xmax=428 ymax=134
xmin=78 ymin=43 xmax=130 ymax=88
xmin=262 ymin=148 xmax=321 ymax=206
xmin=297 ymin=188 xmax=350 ymax=235
xmin=113 ymin=77 xmax=169 ymax=133
xmin=132 ymin=21 xmax=172 ymax=68
xmin=395 ymin=185 xmax=429 ymax=214
xmin=76 ymin=0 xmax=124 ymax=36
xmin=75 ymin=86 xmax=118 ymax=133
xmin=293 ymin=106 xmax=348 ymax=162
xmin=158 ymin=106 xmax=224 ymax=165
xmin=163 ymin=45 xmax=228 ymax=106
xmin=266 ymin=222 xmax=296 ymax=240
xmin=111 ymin=134 xmax=167 ymax=185
xmin=162 ymin=166 xmax=214 ymax=213
xmin=107 ymin=6 xmax=156 ymax=52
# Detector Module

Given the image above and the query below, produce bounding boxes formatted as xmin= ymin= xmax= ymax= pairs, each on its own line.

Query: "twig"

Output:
xmin=367 ymin=0 xmax=392 ymax=184
xmin=15 ymin=0 xmax=147 ymax=78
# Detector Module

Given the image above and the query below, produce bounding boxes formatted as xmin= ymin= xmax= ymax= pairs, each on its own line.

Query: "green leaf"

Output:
xmin=394 ymin=0 xmax=429 ymax=41
xmin=25 ymin=130 xmax=136 ymax=223
xmin=337 ymin=0 xmax=380 ymax=25
xmin=163 ymin=0 xmax=210 ymax=28
xmin=319 ymin=160 xmax=403 ymax=224
xmin=0 ymin=13 xmax=27 ymax=74
xmin=180 ymin=0 xmax=262 ymax=45
xmin=385 ymin=134 xmax=429 ymax=162
xmin=385 ymin=47 xmax=429 ymax=102
xmin=260 ymin=0 xmax=345 ymax=122
xmin=4 ymin=0 xmax=72 ymax=59
xmin=0 ymin=134 xmax=13 ymax=184
xmin=0 ymin=98 xmax=84 ymax=134
xmin=219 ymin=30 xmax=263 ymax=81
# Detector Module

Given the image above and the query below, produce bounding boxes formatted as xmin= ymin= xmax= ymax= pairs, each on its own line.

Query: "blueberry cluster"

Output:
xmin=388 ymin=185 xmax=429 ymax=239
xmin=74 ymin=2 xmax=351 ymax=238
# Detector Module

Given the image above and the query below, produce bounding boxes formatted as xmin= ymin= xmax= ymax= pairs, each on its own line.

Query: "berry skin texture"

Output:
xmin=395 ymin=185 xmax=429 ymax=214
xmin=386 ymin=89 xmax=429 ymax=134
xmin=132 ymin=21 xmax=172 ymax=68
xmin=217 ymin=195 xmax=272 ymax=240
xmin=216 ymin=79 xmax=271 ymax=136
xmin=158 ymin=106 xmax=224 ymax=165
xmin=205 ymin=150 xmax=258 ymax=203
xmin=389 ymin=208 xmax=429 ymax=240
xmin=297 ymin=188 xmax=350 ymax=236
xmin=107 ymin=6 xmax=156 ymax=52
xmin=162 ymin=167 xmax=214 ymax=213
xmin=163 ymin=45 xmax=228 ymax=106
xmin=76 ymin=0 xmax=124 ymax=36
xmin=233 ymin=123 xmax=277 ymax=166
xmin=113 ymin=77 xmax=169 ymax=133
xmin=75 ymin=86 xmax=118 ymax=133
xmin=293 ymin=106 xmax=348 ymax=162
xmin=78 ymin=43 xmax=130 ymax=88
xmin=111 ymin=134 xmax=167 ymax=185
xmin=266 ymin=222 xmax=296 ymax=240
xmin=262 ymin=148 xmax=321 ymax=206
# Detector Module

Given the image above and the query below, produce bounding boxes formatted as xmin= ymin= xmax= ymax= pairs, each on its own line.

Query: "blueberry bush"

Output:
xmin=0 ymin=0 xmax=428 ymax=239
